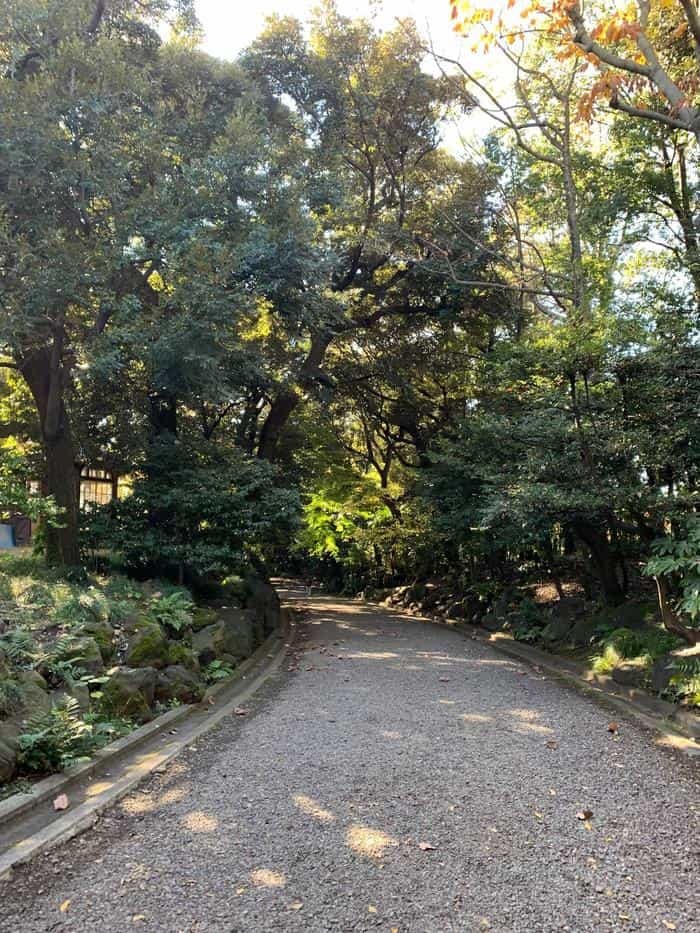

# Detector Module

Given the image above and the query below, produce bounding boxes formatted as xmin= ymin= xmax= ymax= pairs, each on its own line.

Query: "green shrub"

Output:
xmin=0 ymin=629 xmax=37 ymax=669
xmin=203 ymin=659 xmax=235 ymax=684
xmin=511 ymin=598 xmax=543 ymax=643
xmin=17 ymin=698 xmax=96 ymax=773
xmin=590 ymin=626 xmax=681 ymax=674
xmin=146 ymin=590 xmax=194 ymax=634
xmin=668 ymin=654 xmax=700 ymax=707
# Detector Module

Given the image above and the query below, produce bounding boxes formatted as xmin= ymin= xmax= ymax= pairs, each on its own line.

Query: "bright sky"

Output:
xmin=195 ymin=0 xmax=463 ymax=62
xmin=193 ymin=0 xmax=488 ymax=151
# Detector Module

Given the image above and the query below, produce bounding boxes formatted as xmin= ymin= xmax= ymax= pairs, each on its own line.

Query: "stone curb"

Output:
xmin=365 ymin=598 xmax=700 ymax=756
xmin=0 ymin=609 xmax=292 ymax=881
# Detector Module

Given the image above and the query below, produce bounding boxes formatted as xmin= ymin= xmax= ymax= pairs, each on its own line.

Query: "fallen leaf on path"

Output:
xmin=545 ymin=740 xmax=558 ymax=750
xmin=534 ymin=811 xmax=544 ymax=820
xmin=662 ymin=921 xmax=677 ymax=930
xmin=607 ymin=721 xmax=618 ymax=734
xmin=132 ymin=916 xmax=147 ymax=923
xmin=576 ymin=810 xmax=594 ymax=821
xmin=618 ymin=915 xmax=630 ymax=922
xmin=233 ymin=707 xmax=249 ymax=716
xmin=368 ymin=905 xmax=378 ymax=913
xmin=53 ymin=794 xmax=69 ymax=811
xmin=59 ymin=900 xmax=71 ymax=913
xmin=287 ymin=901 xmax=303 ymax=911
xmin=235 ymin=887 xmax=246 ymax=896
xmin=418 ymin=842 xmax=437 ymax=851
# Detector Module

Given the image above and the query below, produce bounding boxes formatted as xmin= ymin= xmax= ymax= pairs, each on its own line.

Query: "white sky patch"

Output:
xmin=193 ymin=0 xmax=499 ymax=152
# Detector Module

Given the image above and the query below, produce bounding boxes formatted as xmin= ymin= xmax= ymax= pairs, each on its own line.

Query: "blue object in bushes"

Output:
xmin=0 ymin=524 xmax=16 ymax=548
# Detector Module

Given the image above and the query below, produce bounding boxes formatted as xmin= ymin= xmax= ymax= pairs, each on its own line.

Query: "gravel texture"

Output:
xmin=1 ymin=591 xmax=698 ymax=933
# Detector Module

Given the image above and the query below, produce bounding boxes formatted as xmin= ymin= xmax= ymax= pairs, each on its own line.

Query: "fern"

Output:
xmin=18 ymin=698 xmax=96 ymax=773
xmin=0 ymin=629 xmax=37 ymax=668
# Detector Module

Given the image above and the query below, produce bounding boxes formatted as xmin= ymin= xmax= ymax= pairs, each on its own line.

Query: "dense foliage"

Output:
xmin=0 ymin=0 xmax=698 ymax=652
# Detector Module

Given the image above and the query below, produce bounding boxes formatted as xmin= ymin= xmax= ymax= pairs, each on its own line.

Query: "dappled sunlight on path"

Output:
xmin=1 ymin=586 xmax=697 ymax=933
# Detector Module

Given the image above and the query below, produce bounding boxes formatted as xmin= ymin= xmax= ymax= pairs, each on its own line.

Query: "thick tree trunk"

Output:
xmin=258 ymin=331 xmax=333 ymax=462
xmin=258 ymin=391 xmax=300 ymax=461
xmin=571 ymin=520 xmax=625 ymax=606
xmin=19 ymin=342 xmax=80 ymax=566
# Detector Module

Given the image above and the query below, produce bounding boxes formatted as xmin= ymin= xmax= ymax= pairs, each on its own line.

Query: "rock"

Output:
xmin=78 ymin=620 xmax=115 ymax=663
xmin=50 ymin=682 xmax=91 ymax=714
xmin=190 ymin=608 xmax=218 ymax=632
xmin=594 ymin=600 xmax=657 ymax=632
xmin=650 ymin=653 xmax=677 ymax=693
xmin=611 ymin=659 xmax=648 ymax=687
xmin=446 ymin=601 xmax=466 ymax=620
xmin=569 ymin=616 xmax=602 ymax=647
xmin=126 ymin=621 xmax=169 ymax=670
xmin=673 ymin=708 xmax=700 ymax=740
xmin=192 ymin=611 xmax=255 ymax=666
xmin=15 ymin=670 xmax=51 ymax=717
xmin=245 ymin=577 xmax=281 ymax=637
xmin=155 ymin=666 xmax=203 ymax=705
xmin=100 ymin=667 xmax=156 ymax=721
xmin=0 ymin=722 xmax=20 ymax=783
xmin=478 ymin=612 xmax=499 ymax=632
xmin=58 ymin=636 xmax=105 ymax=676
xmin=533 ymin=599 xmax=582 ymax=643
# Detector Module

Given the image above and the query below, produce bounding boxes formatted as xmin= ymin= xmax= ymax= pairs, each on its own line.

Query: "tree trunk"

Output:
xmin=654 ymin=576 xmax=700 ymax=646
xmin=19 ymin=342 xmax=80 ymax=566
xmin=571 ymin=520 xmax=625 ymax=606
xmin=258 ymin=331 xmax=333 ymax=461
xmin=257 ymin=390 xmax=300 ymax=462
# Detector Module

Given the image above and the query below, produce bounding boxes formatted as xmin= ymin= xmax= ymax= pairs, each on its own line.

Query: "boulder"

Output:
xmin=481 ymin=611 xmax=505 ymax=633
xmin=155 ymin=666 xmax=204 ymax=705
xmin=446 ymin=601 xmax=467 ymax=620
xmin=245 ymin=577 xmax=281 ymax=637
xmin=611 ymin=659 xmax=648 ymax=688
xmin=78 ymin=620 xmax=115 ymax=663
xmin=58 ymin=636 xmax=105 ymax=676
xmin=190 ymin=607 xmax=218 ymax=632
xmin=593 ymin=600 xmax=656 ymax=632
xmin=539 ymin=605 xmax=580 ymax=644
xmin=0 ymin=722 xmax=20 ymax=784
xmin=674 ymin=709 xmax=700 ymax=740
xmin=650 ymin=654 xmax=677 ymax=693
xmin=569 ymin=616 xmax=602 ymax=647
xmin=192 ymin=611 xmax=255 ymax=666
xmin=15 ymin=670 xmax=51 ymax=717
xmin=126 ymin=621 xmax=169 ymax=670
xmin=50 ymin=682 xmax=91 ymax=714
xmin=100 ymin=667 xmax=156 ymax=721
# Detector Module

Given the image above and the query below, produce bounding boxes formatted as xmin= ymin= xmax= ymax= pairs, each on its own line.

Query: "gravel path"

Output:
xmin=1 ymin=592 xmax=698 ymax=933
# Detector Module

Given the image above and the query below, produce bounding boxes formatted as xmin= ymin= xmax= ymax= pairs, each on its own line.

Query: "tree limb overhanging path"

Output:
xmin=1 ymin=586 xmax=697 ymax=933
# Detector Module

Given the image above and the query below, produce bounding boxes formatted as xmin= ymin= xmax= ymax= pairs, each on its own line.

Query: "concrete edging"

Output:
xmin=0 ymin=608 xmax=292 ymax=880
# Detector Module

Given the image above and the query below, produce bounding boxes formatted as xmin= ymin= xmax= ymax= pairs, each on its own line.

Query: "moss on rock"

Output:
xmin=126 ymin=621 xmax=169 ymax=670
xmin=100 ymin=667 xmax=156 ymax=721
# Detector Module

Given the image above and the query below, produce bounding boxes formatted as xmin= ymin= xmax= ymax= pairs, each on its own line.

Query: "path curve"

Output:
xmin=1 ymin=587 xmax=698 ymax=932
